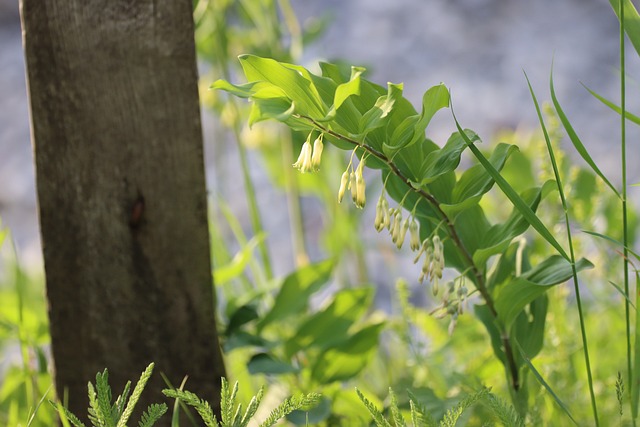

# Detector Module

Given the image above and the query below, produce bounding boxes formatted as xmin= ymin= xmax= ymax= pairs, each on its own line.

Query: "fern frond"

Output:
xmin=439 ymin=387 xmax=490 ymax=427
xmin=408 ymin=397 xmax=437 ymax=427
xmin=258 ymin=392 xmax=321 ymax=427
xmin=220 ymin=378 xmax=235 ymax=426
xmin=116 ymin=363 xmax=155 ymax=427
xmin=95 ymin=369 xmax=115 ymax=427
xmin=114 ymin=381 xmax=132 ymax=421
xmin=51 ymin=401 xmax=87 ymax=427
xmin=137 ymin=403 xmax=168 ymax=427
xmin=163 ymin=388 xmax=219 ymax=427
xmin=356 ymin=388 xmax=393 ymax=427
xmin=87 ymin=382 xmax=102 ymax=427
xmin=231 ymin=402 xmax=244 ymax=426
xmin=239 ymin=386 xmax=264 ymax=427
xmin=482 ymin=392 xmax=524 ymax=427
xmin=388 ymin=388 xmax=406 ymax=427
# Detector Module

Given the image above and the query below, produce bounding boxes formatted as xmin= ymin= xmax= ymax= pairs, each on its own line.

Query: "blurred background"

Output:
xmin=1 ymin=0 xmax=639 ymax=274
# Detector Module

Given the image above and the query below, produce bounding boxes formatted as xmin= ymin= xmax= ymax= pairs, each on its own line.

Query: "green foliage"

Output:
xmin=213 ymin=54 xmax=595 ymax=416
xmin=357 ymin=387 xmax=524 ymax=427
xmin=163 ymin=378 xmax=320 ymax=427
xmin=51 ymin=363 xmax=167 ymax=427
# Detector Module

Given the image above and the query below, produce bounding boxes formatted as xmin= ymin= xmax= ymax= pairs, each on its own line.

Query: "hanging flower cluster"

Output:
xmin=433 ymin=278 xmax=469 ymax=335
xmin=293 ymin=133 xmax=324 ymax=173
xmin=337 ymin=152 xmax=366 ymax=209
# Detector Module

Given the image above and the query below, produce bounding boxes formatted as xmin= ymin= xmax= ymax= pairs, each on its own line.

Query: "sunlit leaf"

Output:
xmin=358 ymin=82 xmax=403 ymax=134
xmin=407 ymin=84 xmax=450 ymax=148
xmin=239 ymin=55 xmax=325 ymax=117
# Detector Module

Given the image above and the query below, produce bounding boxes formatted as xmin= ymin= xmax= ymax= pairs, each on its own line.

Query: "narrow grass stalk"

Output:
xmin=227 ymin=99 xmax=274 ymax=281
xmin=525 ymin=75 xmax=599 ymax=425
xmin=618 ymin=1 xmax=635 ymax=421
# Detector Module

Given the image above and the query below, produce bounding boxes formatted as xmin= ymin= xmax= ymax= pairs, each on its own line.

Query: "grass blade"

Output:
xmin=582 ymin=230 xmax=640 ymax=264
xmin=525 ymin=71 xmax=599 ymax=426
xmin=451 ymin=109 xmax=570 ymax=261
xmin=516 ymin=341 xmax=578 ymax=425
xmin=581 ymin=84 xmax=640 ymax=126
xmin=610 ymin=281 xmax=637 ymax=310
xmin=550 ymin=69 xmax=620 ymax=198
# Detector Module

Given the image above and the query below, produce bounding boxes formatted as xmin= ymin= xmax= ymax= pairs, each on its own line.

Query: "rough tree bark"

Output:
xmin=20 ymin=1 xmax=225 ymax=423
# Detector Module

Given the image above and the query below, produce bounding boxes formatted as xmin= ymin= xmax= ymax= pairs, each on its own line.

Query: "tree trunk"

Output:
xmin=20 ymin=1 xmax=225 ymax=424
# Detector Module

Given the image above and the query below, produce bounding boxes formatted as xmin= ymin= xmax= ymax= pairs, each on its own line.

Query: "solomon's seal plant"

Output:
xmin=213 ymin=55 xmax=592 ymax=414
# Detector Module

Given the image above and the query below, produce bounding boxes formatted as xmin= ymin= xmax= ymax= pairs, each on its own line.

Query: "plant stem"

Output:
xmin=537 ymin=118 xmax=600 ymax=426
xmin=228 ymin=102 xmax=274 ymax=280
xmin=619 ymin=0 xmax=634 ymax=423
xmin=299 ymin=114 xmax=521 ymax=391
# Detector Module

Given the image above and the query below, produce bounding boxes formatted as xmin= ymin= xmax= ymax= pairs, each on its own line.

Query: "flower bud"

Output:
xmin=381 ymin=198 xmax=391 ymax=230
xmin=311 ymin=136 xmax=324 ymax=171
xmin=337 ymin=171 xmax=349 ymax=203
xmin=391 ymin=211 xmax=402 ymax=243
xmin=350 ymin=171 xmax=357 ymax=204
xmin=353 ymin=159 xmax=366 ymax=209
xmin=355 ymin=174 xmax=366 ymax=209
xmin=409 ymin=218 xmax=420 ymax=251
xmin=395 ymin=217 xmax=409 ymax=249
xmin=293 ymin=140 xmax=313 ymax=173
xmin=374 ymin=197 xmax=386 ymax=232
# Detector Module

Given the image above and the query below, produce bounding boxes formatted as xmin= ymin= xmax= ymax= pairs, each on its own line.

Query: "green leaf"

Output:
xmin=285 ymin=288 xmax=374 ymax=357
xmin=610 ymin=0 xmax=640 ymax=58
xmin=311 ymin=323 xmax=384 ymax=384
xmin=239 ymin=55 xmax=325 ymax=117
xmin=225 ymin=304 xmax=259 ymax=336
xmin=247 ymin=353 xmax=298 ymax=375
xmin=441 ymin=142 xmax=519 ymax=217
xmin=358 ymin=82 xmax=404 ymax=134
xmin=582 ymin=83 xmax=640 ymax=126
xmin=550 ymin=71 xmax=620 ymax=198
xmin=453 ymin=111 xmax=570 ymax=260
xmin=319 ymin=67 xmax=365 ymax=122
xmin=472 ymin=182 xmax=555 ymax=267
xmin=258 ymin=260 xmax=334 ymax=330
xmin=407 ymin=84 xmax=450 ymax=148
xmin=512 ymin=295 xmax=548 ymax=360
xmin=418 ymin=130 xmax=474 ymax=185
xmin=495 ymin=256 xmax=593 ymax=328
xmin=335 ymin=67 xmax=365 ymax=110
xmin=248 ymin=98 xmax=296 ymax=126
xmin=211 ymin=79 xmax=287 ymax=100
